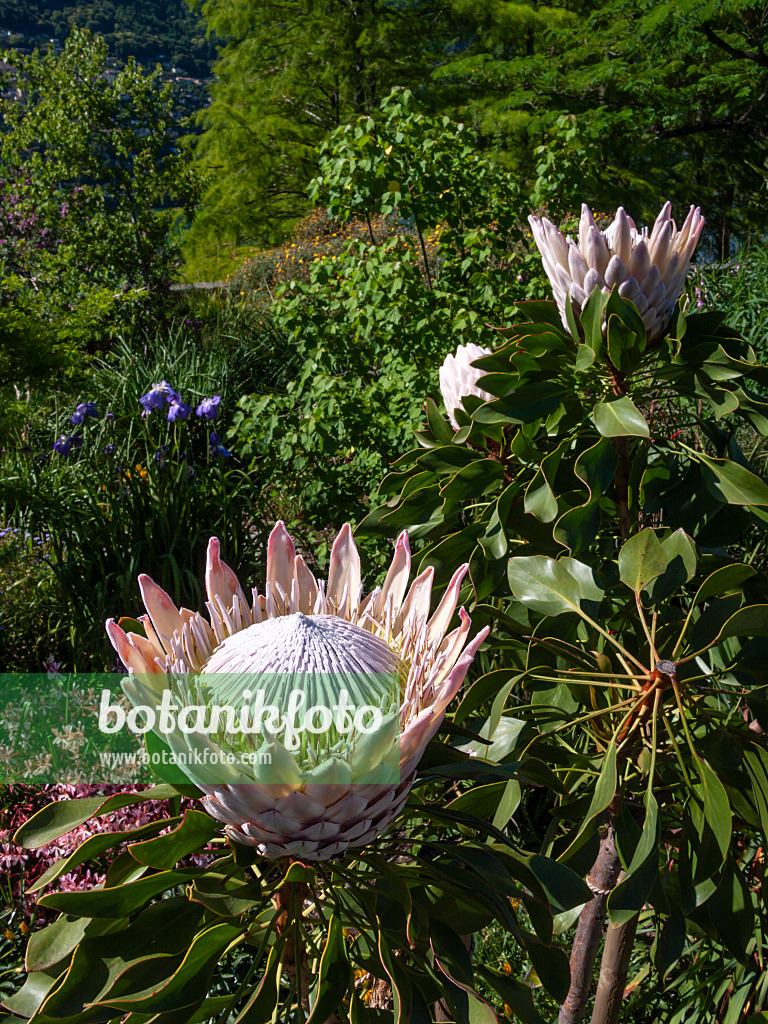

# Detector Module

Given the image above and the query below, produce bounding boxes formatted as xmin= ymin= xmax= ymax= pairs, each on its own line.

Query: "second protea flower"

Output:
xmin=439 ymin=342 xmax=494 ymax=430
xmin=106 ymin=524 xmax=487 ymax=861
xmin=529 ymin=202 xmax=705 ymax=340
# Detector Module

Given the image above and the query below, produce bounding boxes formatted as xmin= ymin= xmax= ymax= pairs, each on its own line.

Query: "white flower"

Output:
xmin=439 ymin=343 xmax=494 ymax=430
xmin=106 ymin=523 xmax=488 ymax=862
xmin=528 ymin=202 xmax=705 ymax=341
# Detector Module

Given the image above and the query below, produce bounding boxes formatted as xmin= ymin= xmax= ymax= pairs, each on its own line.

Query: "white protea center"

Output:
xmin=106 ymin=522 xmax=488 ymax=861
xmin=439 ymin=342 xmax=494 ymax=431
xmin=528 ymin=201 xmax=705 ymax=341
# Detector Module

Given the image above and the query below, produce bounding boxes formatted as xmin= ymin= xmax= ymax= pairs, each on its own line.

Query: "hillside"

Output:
xmin=0 ymin=0 xmax=216 ymax=76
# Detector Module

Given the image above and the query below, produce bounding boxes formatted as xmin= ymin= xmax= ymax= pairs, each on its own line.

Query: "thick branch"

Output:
xmin=558 ymin=817 xmax=623 ymax=1024
xmin=700 ymin=21 xmax=768 ymax=68
xmin=590 ymin=915 xmax=639 ymax=1024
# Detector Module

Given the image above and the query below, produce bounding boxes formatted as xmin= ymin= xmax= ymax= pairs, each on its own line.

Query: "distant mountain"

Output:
xmin=0 ymin=0 xmax=217 ymax=77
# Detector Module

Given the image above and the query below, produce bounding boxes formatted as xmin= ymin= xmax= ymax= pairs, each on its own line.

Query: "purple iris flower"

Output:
xmin=53 ymin=435 xmax=82 ymax=456
xmin=167 ymin=400 xmax=192 ymax=422
xmin=211 ymin=443 xmax=232 ymax=458
xmin=196 ymin=395 xmax=221 ymax=419
xmin=106 ymin=411 xmax=116 ymax=423
xmin=70 ymin=401 xmax=98 ymax=425
xmin=101 ymin=442 xmax=117 ymax=455
xmin=140 ymin=381 xmax=181 ymax=413
xmin=209 ymin=431 xmax=221 ymax=445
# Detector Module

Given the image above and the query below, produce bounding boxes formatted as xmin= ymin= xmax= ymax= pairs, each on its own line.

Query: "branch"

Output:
xmin=700 ymin=21 xmax=768 ymax=69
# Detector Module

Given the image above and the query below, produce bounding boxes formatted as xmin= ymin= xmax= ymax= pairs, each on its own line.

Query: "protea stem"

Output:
xmin=558 ymin=806 xmax=622 ymax=1024
xmin=590 ymin=914 xmax=639 ymax=1024
xmin=274 ymin=875 xmax=311 ymax=1015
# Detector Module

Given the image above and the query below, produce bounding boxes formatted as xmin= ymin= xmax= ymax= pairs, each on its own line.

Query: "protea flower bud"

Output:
xmin=439 ymin=342 xmax=494 ymax=430
xmin=528 ymin=202 xmax=705 ymax=340
xmin=106 ymin=523 xmax=488 ymax=862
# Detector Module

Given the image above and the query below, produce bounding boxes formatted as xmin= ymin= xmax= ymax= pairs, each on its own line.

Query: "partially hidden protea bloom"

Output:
xmin=439 ymin=342 xmax=494 ymax=430
xmin=105 ymin=523 xmax=488 ymax=861
xmin=528 ymin=202 xmax=705 ymax=341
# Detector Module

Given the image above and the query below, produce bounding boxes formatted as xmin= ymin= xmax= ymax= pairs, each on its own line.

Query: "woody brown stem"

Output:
xmin=558 ymin=808 xmax=623 ymax=1024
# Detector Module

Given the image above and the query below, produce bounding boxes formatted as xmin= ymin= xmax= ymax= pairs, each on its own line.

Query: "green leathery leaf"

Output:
xmin=693 ymin=449 xmax=768 ymax=505
xmin=605 ymin=286 xmax=647 ymax=340
xmin=507 ymin=556 xmax=586 ymax=618
xmin=645 ymin=529 xmax=698 ymax=603
xmin=524 ymin=471 xmax=558 ymax=523
xmin=522 ymin=934 xmax=571 ymax=1002
xmin=29 ymin=817 xmax=174 ymax=894
xmin=515 ymin=300 xmax=566 ymax=329
xmin=716 ymin=604 xmax=768 ymax=640
xmin=1 ymin=967 xmax=63 ymax=1018
xmin=593 ymin=396 xmax=649 ymax=438
xmin=607 ymin=791 xmax=660 ymax=927
xmin=693 ymin=563 xmax=756 ymax=605
xmin=188 ymin=880 xmax=266 ymax=918
xmin=377 ymin=922 xmax=411 ymax=1023
xmin=426 ymin=397 xmax=455 ymax=445
xmin=557 ymin=557 xmax=604 ymax=606
xmin=524 ymin=439 xmax=570 ymax=524
xmin=231 ymin=939 xmax=286 ymax=1024
xmin=491 ymin=780 xmax=522 ymax=833
xmin=695 ymin=378 xmax=740 ymax=419
xmin=440 ymin=459 xmax=506 ymax=499
xmin=307 ymin=916 xmax=349 ymax=1024
xmin=472 ymin=383 xmax=567 ymax=426
xmin=37 ymin=868 xmax=203 ymax=917
xmin=454 ymin=669 xmax=527 ymax=725
xmin=652 ymin=906 xmax=686 ymax=980
xmin=476 ymin=965 xmax=547 ymax=1024
xmin=559 ymin=741 xmax=616 ymax=864
xmin=25 ymin=914 xmax=89 ymax=972
xmin=553 ymin=502 xmax=601 ymax=555
xmin=575 ymin=344 xmax=596 ymax=371
xmin=448 ymin=781 xmax=515 ymax=820
xmin=618 ymin=529 xmax=668 ymax=593
xmin=417 ymin=445 xmax=480 ymax=475
xmin=468 ymin=994 xmax=499 ymax=1024
xmin=524 ymin=853 xmax=593 ymax=914
xmin=694 ymin=756 xmax=731 ymax=861
xmin=565 ymin=293 xmax=581 ymax=340
xmin=431 ymin=923 xmax=473 ymax=988
xmin=574 ymin=436 xmax=618 ymax=497
xmin=91 ymin=922 xmax=244 ymax=1011
xmin=34 ymin=898 xmax=204 ymax=1017
xmin=13 ymin=786 xmax=180 ymax=849
xmin=128 ymin=810 xmax=219 ymax=870
xmin=607 ymin=312 xmax=642 ymax=374
xmin=580 ymin=286 xmax=607 ymax=356
xmin=709 ymin=859 xmax=754 ymax=962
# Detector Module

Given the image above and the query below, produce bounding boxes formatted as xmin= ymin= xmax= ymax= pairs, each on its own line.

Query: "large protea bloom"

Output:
xmin=105 ymin=524 xmax=487 ymax=861
xmin=528 ymin=202 xmax=705 ymax=341
xmin=439 ymin=342 xmax=494 ymax=430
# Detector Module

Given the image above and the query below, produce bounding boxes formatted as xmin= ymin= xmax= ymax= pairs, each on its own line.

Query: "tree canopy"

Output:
xmin=0 ymin=0 xmax=216 ymax=74
xmin=182 ymin=0 xmax=459 ymax=269
xmin=185 ymin=0 xmax=768 ymax=269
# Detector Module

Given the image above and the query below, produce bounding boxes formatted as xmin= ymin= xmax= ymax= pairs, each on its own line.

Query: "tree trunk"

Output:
xmin=558 ymin=816 xmax=622 ymax=1024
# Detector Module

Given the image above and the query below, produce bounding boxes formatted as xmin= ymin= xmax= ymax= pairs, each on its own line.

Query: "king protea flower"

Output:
xmin=528 ymin=202 xmax=705 ymax=341
xmin=105 ymin=524 xmax=488 ymax=861
xmin=439 ymin=342 xmax=494 ymax=430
